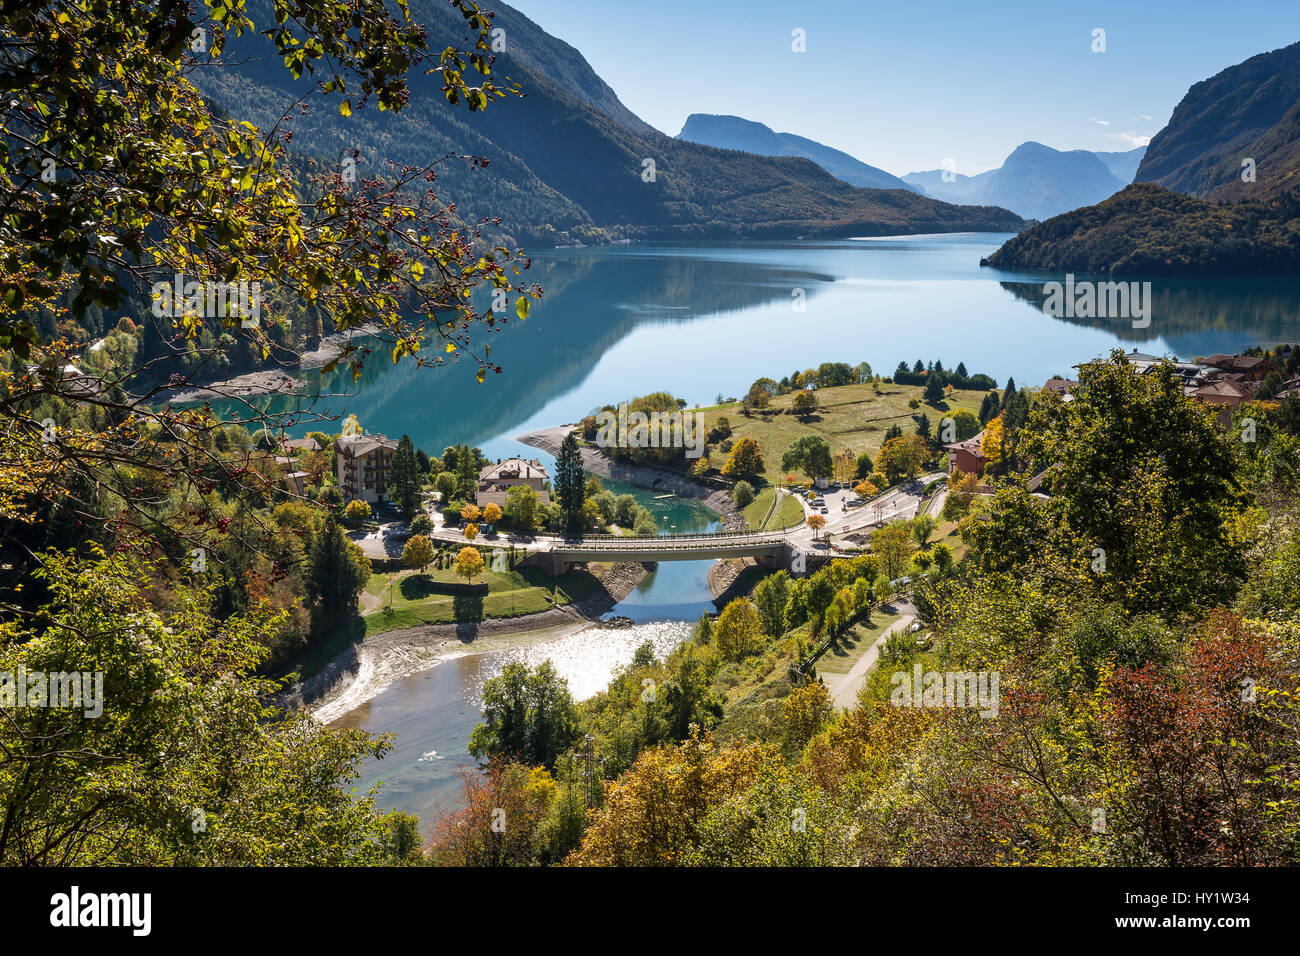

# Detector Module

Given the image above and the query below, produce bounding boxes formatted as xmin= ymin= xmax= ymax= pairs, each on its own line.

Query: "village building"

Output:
xmin=1042 ymin=378 xmax=1079 ymax=400
xmin=336 ymin=432 xmax=398 ymax=503
xmin=475 ymin=457 xmax=551 ymax=510
xmin=27 ymin=362 xmax=104 ymax=400
xmin=943 ymin=431 xmax=987 ymax=477
xmin=1276 ymin=376 xmax=1300 ymax=399
xmin=1201 ymin=353 xmax=1267 ymax=379
xmin=282 ymin=469 xmax=311 ymax=496
xmin=1190 ymin=379 xmax=1257 ymax=409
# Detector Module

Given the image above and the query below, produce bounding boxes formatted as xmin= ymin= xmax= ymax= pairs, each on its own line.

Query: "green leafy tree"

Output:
xmin=911 ymin=514 xmax=937 ymax=548
xmin=376 ymin=811 xmax=424 ymax=865
xmin=434 ymin=471 xmax=459 ymax=505
xmin=871 ymin=520 xmax=913 ymax=581
xmin=856 ymin=451 xmax=874 ymax=479
xmin=983 ymin=352 xmax=1249 ymax=618
xmin=0 ymin=0 xmax=538 ymax=553
xmin=781 ymin=435 xmax=832 ymax=479
xmin=0 ymin=551 xmax=391 ymax=864
xmin=876 ymin=434 xmax=929 ymax=484
xmin=753 ymin=571 xmax=791 ymax=637
xmin=714 ymin=598 xmax=765 ymax=662
xmin=945 ymin=410 xmax=982 ymax=442
xmin=468 ymin=661 xmax=580 ymax=770
xmin=454 ymin=445 xmax=481 ymax=501
xmin=503 ymin=484 xmax=541 ymax=533
xmin=792 ymin=390 xmax=818 ymax=415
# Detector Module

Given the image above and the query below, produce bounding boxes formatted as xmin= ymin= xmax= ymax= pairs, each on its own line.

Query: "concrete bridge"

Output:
xmin=506 ymin=529 xmax=812 ymax=576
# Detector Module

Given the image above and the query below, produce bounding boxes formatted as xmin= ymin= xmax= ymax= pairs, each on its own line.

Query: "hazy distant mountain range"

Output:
xmin=987 ymin=41 xmax=1300 ymax=276
xmin=1094 ymin=148 xmax=1149 ymax=184
xmin=192 ymin=0 xmax=1022 ymax=246
xmin=675 ymin=113 xmax=920 ymax=192
xmin=674 ymin=113 xmax=1144 ymax=221
xmin=902 ymin=143 xmax=1146 ymax=221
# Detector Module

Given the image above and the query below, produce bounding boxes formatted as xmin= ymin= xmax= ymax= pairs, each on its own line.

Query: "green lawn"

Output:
xmin=741 ymin=486 xmax=806 ymax=531
xmin=697 ymin=381 xmax=987 ymax=486
xmin=362 ymin=562 xmax=611 ymax=636
xmin=813 ymin=608 xmax=902 ymax=676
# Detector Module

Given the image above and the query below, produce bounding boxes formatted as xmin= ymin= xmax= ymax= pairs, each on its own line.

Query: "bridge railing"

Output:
xmin=572 ymin=528 xmax=786 ymax=543
xmin=556 ymin=531 xmax=788 ymax=551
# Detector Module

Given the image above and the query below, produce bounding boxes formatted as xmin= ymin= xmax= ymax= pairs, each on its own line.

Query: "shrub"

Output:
xmin=732 ymin=480 xmax=755 ymax=509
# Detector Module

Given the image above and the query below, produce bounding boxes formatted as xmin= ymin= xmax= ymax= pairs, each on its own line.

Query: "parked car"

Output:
xmin=819 ymin=505 xmax=829 ymax=514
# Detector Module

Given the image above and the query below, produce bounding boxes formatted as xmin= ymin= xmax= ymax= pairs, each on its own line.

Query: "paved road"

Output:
xmin=793 ymin=472 xmax=945 ymax=548
xmin=829 ymin=601 xmax=917 ymax=709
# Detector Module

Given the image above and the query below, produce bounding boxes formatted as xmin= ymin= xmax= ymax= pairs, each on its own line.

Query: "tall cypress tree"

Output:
xmin=455 ymin=444 xmax=479 ymax=500
xmin=389 ymin=434 xmax=422 ymax=518
xmin=306 ymin=520 xmax=370 ymax=624
xmin=979 ymin=392 xmax=999 ymax=424
xmin=555 ymin=431 xmax=586 ymax=536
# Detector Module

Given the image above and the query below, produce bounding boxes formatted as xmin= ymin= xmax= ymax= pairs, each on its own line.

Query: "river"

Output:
xmin=329 ymin=485 xmax=719 ymax=827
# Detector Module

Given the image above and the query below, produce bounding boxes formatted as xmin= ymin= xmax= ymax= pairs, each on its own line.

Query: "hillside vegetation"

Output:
xmin=984 ymin=182 xmax=1300 ymax=276
xmin=193 ymin=0 xmax=1024 ymax=247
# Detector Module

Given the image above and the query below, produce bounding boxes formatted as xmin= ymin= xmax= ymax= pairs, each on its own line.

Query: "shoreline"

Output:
xmin=516 ymin=424 xmax=747 ymax=532
xmin=165 ymin=323 xmax=382 ymax=404
xmin=283 ymin=561 xmax=648 ymax=721
xmin=167 ymin=369 xmax=307 ymax=405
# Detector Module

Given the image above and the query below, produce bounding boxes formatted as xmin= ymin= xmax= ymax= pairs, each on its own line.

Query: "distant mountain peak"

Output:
xmin=903 ymin=141 xmax=1135 ymax=220
xmin=675 ymin=113 xmax=919 ymax=192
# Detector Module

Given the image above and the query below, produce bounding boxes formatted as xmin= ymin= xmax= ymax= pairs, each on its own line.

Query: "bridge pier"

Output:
xmin=521 ymin=550 xmax=571 ymax=578
xmin=778 ymin=542 xmax=829 ymax=577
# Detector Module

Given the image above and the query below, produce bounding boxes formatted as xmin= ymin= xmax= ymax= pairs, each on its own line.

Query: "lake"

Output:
xmin=311 ymin=233 xmax=1300 ymax=825
xmin=288 ymin=233 xmax=1300 ymax=467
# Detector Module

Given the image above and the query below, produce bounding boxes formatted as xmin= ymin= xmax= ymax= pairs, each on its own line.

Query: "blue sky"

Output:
xmin=508 ymin=0 xmax=1300 ymax=175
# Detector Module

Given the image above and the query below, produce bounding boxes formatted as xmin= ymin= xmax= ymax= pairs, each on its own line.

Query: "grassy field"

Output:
xmin=697 ymin=381 xmax=988 ymax=486
xmin=813 ymin=608 xmax=903 ymax=676
xmin=361 ymin=562 xmax=612 ymax=636
xmin=931 ymin=518 xmax=970 ymax=563
xmin=741 ymin=486 xmax=806 ymax=531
